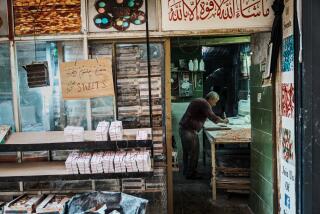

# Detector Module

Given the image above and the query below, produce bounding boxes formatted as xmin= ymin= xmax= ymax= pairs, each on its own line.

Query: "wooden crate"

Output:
xmin=121 ymin=178 xmax=145 ymax=192
xmin=35 ymin=194 xmax=69 ymax=214
xmin=4 ymin=194 xmax=46 ymax=214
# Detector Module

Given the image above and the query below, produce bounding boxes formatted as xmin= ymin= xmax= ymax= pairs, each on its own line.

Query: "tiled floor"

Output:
xmin=173 ymin=162 xmax=251 ymax=214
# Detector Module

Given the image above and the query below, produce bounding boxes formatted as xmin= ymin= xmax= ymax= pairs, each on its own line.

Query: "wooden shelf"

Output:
xmin=216 ymin=177 xmax=250 ymax=190
xmin=117 ymin=74 xmax=161 ymax=79
xmin=171 ymin=70 xmax=204 ymax=73
xmin=123 ymin=189 xmax=162 ymax=194
xmin=217 ymin=167 xmax=250 ymax=177
xmin=0 ymin=162 xmax=153 ymax=182
xmin=0 ymin=130 xmax=153 ymax=152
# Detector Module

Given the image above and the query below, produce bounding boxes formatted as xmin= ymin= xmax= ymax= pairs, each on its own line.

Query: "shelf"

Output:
xmin=0 ymin=189 xmax=163 ymax=196
xmin=0 ymin=162 xmax=153 ymax=182
xmin=217 ymin=167 xmax=250 ymax=177
xmin=117 ymin=73 xmax=161 ymax=79
xmin=0 ymin=129 xmax=153 ymax=152
xmin=171 ymin=70 xmax=204 ymax=73
xmin=123 ymin=189 xmax=163 ymax=194
xmin=216 ymin=177 xmax=250 ymax=190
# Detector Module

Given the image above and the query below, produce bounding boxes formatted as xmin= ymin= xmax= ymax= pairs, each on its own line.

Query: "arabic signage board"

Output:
xmin=60 ymin=58 xmax=114 ymax=100
xmin=162 ymin=0 xmax=274 ymax=31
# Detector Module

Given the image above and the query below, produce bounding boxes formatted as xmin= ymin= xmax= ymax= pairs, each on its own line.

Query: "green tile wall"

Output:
xmin=249 ymin=64 xmax=274 ymax=214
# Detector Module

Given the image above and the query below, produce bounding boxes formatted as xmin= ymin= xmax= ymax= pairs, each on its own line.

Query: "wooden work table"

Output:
xmin=204 ymin=118 xmax=251 ymax=201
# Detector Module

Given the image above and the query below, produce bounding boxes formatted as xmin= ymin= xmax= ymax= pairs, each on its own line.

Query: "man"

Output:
xmin=179 ymin=91 xmax=228 ymax=179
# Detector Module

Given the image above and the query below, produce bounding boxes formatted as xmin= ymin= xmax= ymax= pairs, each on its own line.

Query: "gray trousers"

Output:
xmin=179 ymin=126 xmax=199 ymax=177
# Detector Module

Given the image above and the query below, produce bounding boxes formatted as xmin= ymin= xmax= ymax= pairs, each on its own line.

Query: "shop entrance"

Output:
xmin=169 ymin=35 xmax=268 ymax=213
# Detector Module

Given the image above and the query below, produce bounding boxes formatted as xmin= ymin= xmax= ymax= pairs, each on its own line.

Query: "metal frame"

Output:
xmin=294 ymin=1 xmax=302 ymax=214
xmin=300 ymin=0 xmax=318 ymax=213
xmin=164 ymin=38 xmax=173 ymax=214
xmin=274 ymin=54 xmax=281 ymax=214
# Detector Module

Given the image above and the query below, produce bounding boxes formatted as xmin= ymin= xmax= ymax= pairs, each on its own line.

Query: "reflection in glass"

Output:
xmin=89 ymin=41 xmax=115 ymax=129
xmin=16 ymin=41 xmax=56 ymax=131
xmin=0 ymin=42 xmax=14 ymax=127
xmin=16 ymin=41 xmax=88 ymax=131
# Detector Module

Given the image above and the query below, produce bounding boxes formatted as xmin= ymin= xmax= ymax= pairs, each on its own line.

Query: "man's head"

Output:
xmin=205 ymin=91 xmax=220 ymax=107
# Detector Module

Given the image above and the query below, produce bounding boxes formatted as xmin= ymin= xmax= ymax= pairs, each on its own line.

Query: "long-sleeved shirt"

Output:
xmin=179 ymin=98 xmax=222 ymax=131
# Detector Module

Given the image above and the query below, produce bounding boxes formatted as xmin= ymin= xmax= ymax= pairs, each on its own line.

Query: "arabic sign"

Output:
xmin=60 ymin=58 xmax=114 ymax=100
xmin=162 ymin=0 xmax=274 ymax=31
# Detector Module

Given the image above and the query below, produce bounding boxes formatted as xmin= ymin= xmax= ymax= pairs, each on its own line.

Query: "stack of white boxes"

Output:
xmin=65 ymin=152 xmax=80 ymax=174
xmin=136 ymin=130 xmax=148 ymax=141
xmin=124 ymin=151 xmax=139 ymax=172
xmin=64 ymin=126 xmax=84 ymax=142
xmin=65 ymin=150 xmax=152 ymax=174
xmin=136 ymin=151 xmax=152 ymax=172
xmin=76 ymin=152 xmax=92 ymax=174
xmin=101 ymin=152 xmax=115 ymax=173
xmin=95 ymin=121 xmax=110 ymax=141
xmin=114 ymin=151 xmax=127 ymax=173
xmin=109 ymin=121 xmax=123 ymax=141
xmin=90 ymin=152 xmax=104 ymax=174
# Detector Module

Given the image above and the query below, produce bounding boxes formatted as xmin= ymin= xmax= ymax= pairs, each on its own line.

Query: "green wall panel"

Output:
xmin=249 ymin=33 xmax=274 ymax=214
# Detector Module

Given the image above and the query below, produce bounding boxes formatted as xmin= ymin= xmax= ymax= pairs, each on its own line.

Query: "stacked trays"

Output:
xmin=116 ymin=44 xmax=164 ymax=158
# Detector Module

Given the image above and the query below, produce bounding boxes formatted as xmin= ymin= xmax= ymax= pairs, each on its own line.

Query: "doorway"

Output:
xmin=170 ymin=36 xmax=253 ymax=213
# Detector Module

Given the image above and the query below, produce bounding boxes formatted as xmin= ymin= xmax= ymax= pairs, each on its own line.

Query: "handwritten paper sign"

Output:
xmin=60 ymin=57 xmax=114 ymax=99
xmin=162 ymin=0 xmax=274 ymax=31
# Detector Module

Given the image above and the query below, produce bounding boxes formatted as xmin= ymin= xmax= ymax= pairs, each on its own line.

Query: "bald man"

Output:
xmin=179 ymin=91 xmax=228 ymax=179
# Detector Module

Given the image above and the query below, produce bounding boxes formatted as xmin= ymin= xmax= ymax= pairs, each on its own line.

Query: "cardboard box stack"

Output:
xmin=95 ymin=121 xmax=110 ymax=141
xmin=63 ymin=126 xmax=84 ymax=142
xmin=114 ymin=151 xmax=127 ymax=173
xmin=136 ymin=151 xmax=152 ymax=172
xmin=109 ymin=121 xmax=123 ymax=141
xmin=102 ymin=151 xmax=115 ymax=173
xmin=65 ymin=152 xmax=80 ymax=174
xmin=124 ymin=151 xmax=138 ymax=173
xmin=90 ymin=152 xmax=104 ymax=174
xmin=76 ymin=152 xmax=92 ymax=174
xmin=65 ymin=150 xmax=152 ymax=174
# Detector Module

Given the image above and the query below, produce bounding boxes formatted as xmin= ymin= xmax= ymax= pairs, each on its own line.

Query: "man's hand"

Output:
xmin=218 ymin=117 xmax=229 ymax=124
xmin=222 ymin=118 xmax=229 ymax=124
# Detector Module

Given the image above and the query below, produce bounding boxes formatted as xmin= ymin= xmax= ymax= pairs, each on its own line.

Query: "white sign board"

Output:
xmin=278 ymin=0 xmax=296 ymax=214
xmin=161 ymin=0 xmax=274 ymax=31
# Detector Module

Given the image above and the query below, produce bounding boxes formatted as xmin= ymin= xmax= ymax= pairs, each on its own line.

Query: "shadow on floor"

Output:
xmin=173 ymin=162 xmax=251 ymax=214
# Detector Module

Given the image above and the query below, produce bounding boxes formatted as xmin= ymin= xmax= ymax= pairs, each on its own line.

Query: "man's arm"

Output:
xmin=205 ymin=102 xmax=228 ymax=124
xmin=208 ymin=110 xmax=226 ymax=124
